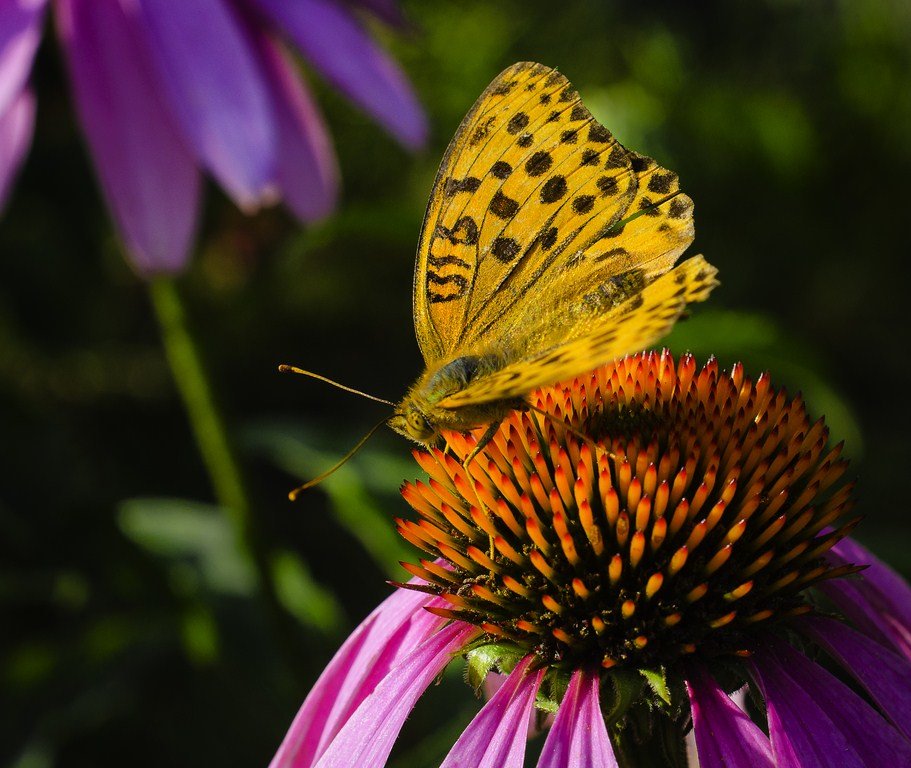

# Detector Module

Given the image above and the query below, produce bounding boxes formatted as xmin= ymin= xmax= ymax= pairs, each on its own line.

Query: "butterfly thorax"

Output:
xmin=389 ymin=353 xmax=524 ymax=447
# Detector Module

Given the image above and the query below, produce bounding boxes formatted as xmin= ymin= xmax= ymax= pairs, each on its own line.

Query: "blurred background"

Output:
xmin=2 ymin=0 xmax=910 ymax=765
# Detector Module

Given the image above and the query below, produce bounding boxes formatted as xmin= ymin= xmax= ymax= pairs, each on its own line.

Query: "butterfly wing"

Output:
xmin=435 ymin=255 xmax=718 ymax=408
xmin=413 ymin=61 xmax=696 ymax=364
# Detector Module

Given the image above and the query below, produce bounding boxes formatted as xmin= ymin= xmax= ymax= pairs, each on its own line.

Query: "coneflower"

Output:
xmin=271 ymin=352 xmax=911 ymax=768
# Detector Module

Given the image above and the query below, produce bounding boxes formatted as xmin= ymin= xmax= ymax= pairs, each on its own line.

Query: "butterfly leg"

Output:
xmin=463 ymin=420 xmax=501 ymax=468
xmin=461 ymin=420 xmax=503 ymax=563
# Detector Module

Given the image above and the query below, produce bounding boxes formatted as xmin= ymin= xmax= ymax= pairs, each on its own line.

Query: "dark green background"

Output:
xmin=2 ymin=1 xmax=910 ymax=765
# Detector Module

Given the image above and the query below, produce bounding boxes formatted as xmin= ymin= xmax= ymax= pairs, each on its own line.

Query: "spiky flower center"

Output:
xmin=397 ymin=352 xmax=857 ymax=670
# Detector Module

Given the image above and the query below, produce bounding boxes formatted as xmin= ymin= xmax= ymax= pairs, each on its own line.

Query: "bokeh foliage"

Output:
xmin=2 ymin=1 xmax=910 ymax=765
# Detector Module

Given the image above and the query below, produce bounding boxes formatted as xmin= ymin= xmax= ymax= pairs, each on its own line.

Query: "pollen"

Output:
xmin=397 ymin=352 xmax=858 ymax=668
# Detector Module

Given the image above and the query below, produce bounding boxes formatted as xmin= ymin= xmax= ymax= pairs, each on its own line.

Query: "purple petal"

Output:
xmin=313 ymin=621 xmax=477 ymax=768
xmin=0 ymin=0 xmax=47 ymax=115
xmin=246 ymin=0 xmax=427 ymax=149
xmin=441 ymin=657 xmax=543 ymax=768
xmin=822 ymin=536 xmax=911 ymax=661
xmin=752 ymin=638 xmax=911 ymax=768
xmin=538 ymin=669 xmax=618 ymax=768
xmin=800 ymin=615 xmax=911 ymax=741
xmin=55 ymin=0 xmax=200 ymax=275
xmin=483 ymin=670 xmax=555 ymax=740
xmin=270 ymin=586 xmax=447 ymax=768
xmin=684 ymin=664 xmax=774 ymax=768
xmin=0 ymin=86 xmax=35 ymax=212
xmin=128 ymin=0 xmax=276 ymax=208
xmin=253 ymin=34 xmax=338 ymax=223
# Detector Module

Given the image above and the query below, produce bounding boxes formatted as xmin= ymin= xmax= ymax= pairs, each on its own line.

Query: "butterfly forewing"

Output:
xmin=414 ymin=62 xmax=696 ymax=368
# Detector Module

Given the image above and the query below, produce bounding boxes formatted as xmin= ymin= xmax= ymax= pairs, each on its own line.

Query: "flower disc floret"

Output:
xmin=398 ymin=351 xmax=858 ymax=670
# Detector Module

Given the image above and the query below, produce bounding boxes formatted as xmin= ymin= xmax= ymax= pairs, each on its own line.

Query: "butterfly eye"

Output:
xmin=406 ymin=409 xmax=433 ymax=440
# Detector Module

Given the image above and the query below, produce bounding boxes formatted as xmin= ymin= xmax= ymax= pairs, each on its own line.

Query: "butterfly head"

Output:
xmin=389 ymin=401 xmax=439 ymax=446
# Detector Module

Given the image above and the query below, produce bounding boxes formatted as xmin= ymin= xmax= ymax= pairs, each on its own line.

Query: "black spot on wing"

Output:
xmin=581 ymin=149 xmax=599 ymax=167
xmin=647 ymin=171 xmax=677 ymax=194
xmin=604 ymin=149 xmax=627 ymax=169
xmin=570 ymin=105 xmax=591 ymax=121
xmin=572 ymin=195 xmax=595 ymax=214
xmin=540 ymin=227 xmax=559 ymax=250
xmin=491 ymin=236 xmax=521 ymax=263
xmin=525 ymin=151 xmax=553 ymax=177
xmin=507 ymin=112 xmax=530 ymax=134
xmin=491 ymin=161 xmax=512 ymax=179
xmin=669 ymin=197 xmax=692 ymax=219
xmin=630 ymin=155 xmax=653 ymax=173
xmin=470 ymin=117 xmax=495 ymax=146
xmin=444 ymin=177 xmax=481 ymax=196
xmin=445 ymin=215 xmax=479 ymax=245
xmin=540 ymin=176 xmax=568 ymax=203
xmin=545 ymin=71 xmax=564 ymax=87
xmin=489 ymin=191 xmax=520 ymax=219
xmin=588 ymin=124 xmax=612 ymax=143
xmin=517 ymin=133 xmax=534 ymax=148
xmin=596 ymin=176 xmax=618 ymax=196
xmin=638 ymin=197 xmax=662 ymax=217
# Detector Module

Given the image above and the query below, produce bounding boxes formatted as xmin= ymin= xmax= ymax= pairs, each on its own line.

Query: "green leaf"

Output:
xmin=271 ymin=550 xmax=343 ymax=633
xmin=602 ymin=667 xmax=645 ymax=725
xmin=464 ymin=642 xmax=524 ymax=692
xmin=639 ymin=666 xmax=671 ymax=705
xmin=118 ymin=497 xmax=256 ymax=596
xmin=536 ymin=669 xmax=571 ymax=714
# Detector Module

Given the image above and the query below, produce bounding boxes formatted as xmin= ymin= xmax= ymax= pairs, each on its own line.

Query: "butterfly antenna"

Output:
xmin=278 ymin=364 xmax=395 ymax=406
xmin=288 ymin=417 xmax=391 ymax=500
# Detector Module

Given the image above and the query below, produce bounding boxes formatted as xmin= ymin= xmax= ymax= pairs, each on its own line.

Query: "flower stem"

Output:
xmin=148 ymin=276 xmax=303 ymax=670
xmin=149 ymin=276 xmax=250 ymax=527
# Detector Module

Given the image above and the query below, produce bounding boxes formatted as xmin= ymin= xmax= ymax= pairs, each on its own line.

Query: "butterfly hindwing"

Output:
xmin=435 ymin=255 xmax=718 ymax=408
xmin=413 ymin=62 xmax=696 ymax=365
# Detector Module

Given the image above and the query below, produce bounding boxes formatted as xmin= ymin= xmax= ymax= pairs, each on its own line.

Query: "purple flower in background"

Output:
xmin=272 ymin=354 xmax=911 ymax=767
xmin=0 ymin=0 xmax=426 ymax=275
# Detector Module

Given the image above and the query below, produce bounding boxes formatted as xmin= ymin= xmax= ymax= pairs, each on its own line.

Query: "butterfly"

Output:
xmin=388 ymin=62 xmax=717 ymax=445
xmin=285 ymin=61 xmax=718 ymax=496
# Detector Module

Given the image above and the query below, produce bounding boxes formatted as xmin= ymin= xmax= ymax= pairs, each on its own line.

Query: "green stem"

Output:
xmin=149 ymin=277 xmax=250 ymax=527
xmin=149 ymin=276 xmax=303 ymax=670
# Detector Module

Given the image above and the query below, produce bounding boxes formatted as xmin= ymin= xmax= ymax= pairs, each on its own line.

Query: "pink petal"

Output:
xmin=751 ymin=638 xmax=911 ymax=768
xmin=800 ymin=616 xmax=911 ymax=741
xmin=441 ymin=656 xmax=543 ymax=768
xmin=537 ymin=669 xmax=617 ymax=768
xmin=0 ymin=86 xmax=35 ymax=211
xmin=56 ymin=0 xmax=200 ymax=275
xmin=685 ymin=664 xmax=774 ymax=768
xmin=270 ymin=586 xmax=447 ymax=768
xmin=247 ymin=0 xmax=427 ymax=149
xmin=0 ymin=0 xmax=47 ymax=115
xmin=483 ymin=671 xmax=553 ymax=739
xmin=253 ymin=33 xmax=338 ymax=223
xmin=126 ymin=0 xmax=276 ymax=208
xmin=822 ymin=536 xmax=911 ymax=661
xmin=313 ymin=621 xmax=477 ymax=768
